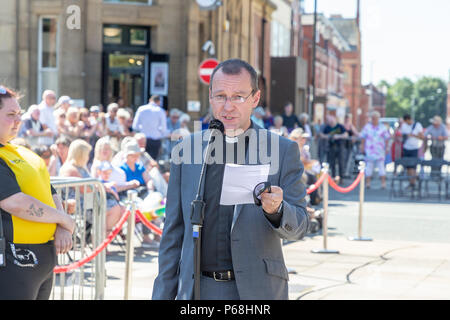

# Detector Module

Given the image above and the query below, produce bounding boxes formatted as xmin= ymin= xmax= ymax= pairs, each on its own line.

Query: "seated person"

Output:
xmin=119 ymin=138 xmax=161 ymax=248
xmin=112 ymin=136 xmax=168 ymax=197
xmin=96 ymin=161 xmax=122 ymax=216
xmin=119 ymin=138 xmax=155 ymax=199
xmin=91 ymin=136 xmax=140 ymax=194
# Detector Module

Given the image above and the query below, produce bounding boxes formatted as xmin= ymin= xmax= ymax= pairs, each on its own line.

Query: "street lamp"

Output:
xmin=310 ymin=0 xmax=317 ymax=121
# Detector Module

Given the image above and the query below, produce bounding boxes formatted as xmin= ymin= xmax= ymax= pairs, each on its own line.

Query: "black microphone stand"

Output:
xmin=190 ymin=119 xmax=224 ymax=300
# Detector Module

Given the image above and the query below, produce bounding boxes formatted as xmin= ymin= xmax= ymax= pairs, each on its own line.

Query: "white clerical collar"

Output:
xmin=225 ymin=135 xmax=238 ymax=144
xmin=224 ymin=121 xmax=255 ymax=144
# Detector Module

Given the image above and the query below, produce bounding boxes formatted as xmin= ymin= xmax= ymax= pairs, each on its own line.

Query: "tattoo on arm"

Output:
xmin=27 ymin=204 xmax=44 ymax=217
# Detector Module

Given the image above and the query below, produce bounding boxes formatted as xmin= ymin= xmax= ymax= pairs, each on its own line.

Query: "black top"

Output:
xmin=323 ymin=123 xmax=347 ymax=148
xmin=200 ymin=123 xmax=282 ymax=272
xmin=282 ymin=114 xmax=302 ymax=130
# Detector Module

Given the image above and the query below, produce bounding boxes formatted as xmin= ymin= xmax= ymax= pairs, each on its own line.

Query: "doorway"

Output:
xmin=106 ymin=52 xmax=147 ymax=110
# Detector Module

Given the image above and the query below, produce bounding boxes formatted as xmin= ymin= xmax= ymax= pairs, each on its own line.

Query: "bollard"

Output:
xmin=124 ymin=190 xmax=137 ymax=300
xmin=311 ymin=163 xmax=339 ymax=254
xmin=349 ymin=161 xmax=372 ymax=241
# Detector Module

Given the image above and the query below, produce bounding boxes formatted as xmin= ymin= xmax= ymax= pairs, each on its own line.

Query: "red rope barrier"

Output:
xmin=327 ymin=171 xmax=364 ymax=193
xmin=53 ymin=209 xmax=131 ymax=274
xmin=135 ymin=209 xmax=163 ymax=237
xmin=306 ymin=172 xmax=328 ymax=194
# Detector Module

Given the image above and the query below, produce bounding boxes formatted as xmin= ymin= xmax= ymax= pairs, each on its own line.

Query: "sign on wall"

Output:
xmin=150 ymin=62 xmax=169 ymax=96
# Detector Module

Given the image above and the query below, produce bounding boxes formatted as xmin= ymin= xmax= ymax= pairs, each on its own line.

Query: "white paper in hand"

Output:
xmin=220 ymin=163 xmax=270 ymax=205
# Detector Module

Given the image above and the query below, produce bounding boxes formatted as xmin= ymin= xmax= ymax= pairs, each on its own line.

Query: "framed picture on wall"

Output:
xmin=150 ymin=62 xmax=169 ymax=96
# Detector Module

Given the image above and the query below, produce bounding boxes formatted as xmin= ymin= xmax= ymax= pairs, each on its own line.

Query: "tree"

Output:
xmin=381 ymin=77 xmax=414 ymax=119
xmin=379 ymin=77 xmax=447 ymax=127
xmin=412 ymin=77 xmax=446 ymax=127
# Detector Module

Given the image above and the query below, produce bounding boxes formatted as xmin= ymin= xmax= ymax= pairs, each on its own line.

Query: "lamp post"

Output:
xmin=310 ymin=0 xmax=317 ymax=121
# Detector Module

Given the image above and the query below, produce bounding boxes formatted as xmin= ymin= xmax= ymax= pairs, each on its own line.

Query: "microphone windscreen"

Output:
xmin=209 ymin=119 xmax=225 ymax=133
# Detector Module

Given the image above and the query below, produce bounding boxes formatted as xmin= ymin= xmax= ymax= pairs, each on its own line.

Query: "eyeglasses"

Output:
xmin=211 ymin=90 xmax=255 ymax=106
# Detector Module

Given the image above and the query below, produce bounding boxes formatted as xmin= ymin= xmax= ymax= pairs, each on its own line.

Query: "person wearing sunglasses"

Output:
xmin=153 ymin=59 xmax=309 ymax=300
xmin=0 ymin=86 xmax=75 ymax=299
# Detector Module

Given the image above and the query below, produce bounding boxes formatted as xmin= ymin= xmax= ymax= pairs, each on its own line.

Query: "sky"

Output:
xmin=302 ymin=0 xmax=450 ymax=86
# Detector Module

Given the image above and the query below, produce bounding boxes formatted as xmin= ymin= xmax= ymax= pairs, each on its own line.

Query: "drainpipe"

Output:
xmin=261 ymin=1 xmax=267 ymax=107
xmin=15 ymin=0 xmax=20 ymax=90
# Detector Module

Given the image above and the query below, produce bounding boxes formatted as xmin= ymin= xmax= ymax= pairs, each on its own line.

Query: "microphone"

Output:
xmin=190 ymin=118 xmax=224 ymax=300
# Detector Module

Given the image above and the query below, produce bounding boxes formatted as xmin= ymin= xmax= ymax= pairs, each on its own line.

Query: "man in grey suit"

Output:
xmin=152 ymin=59 xmax=309 ymax=300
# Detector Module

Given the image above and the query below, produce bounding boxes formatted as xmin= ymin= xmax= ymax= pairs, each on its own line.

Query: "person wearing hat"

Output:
xmin=119 ymin=138 xmax=155 ymax=194
xmin=55 ymin=96 xmax=73 ymax=113
xmin=119 ymin=138 xmax=161 ymax=248
xmin=250 ymin=106 xmax=266 ymax=128
xmin=425 ymin=115 xmax=448 ymax=160
xmin=96 ymin=161 xmax=123 ymax=224
xmin=289 ymin=128 xmax=321 ymax=205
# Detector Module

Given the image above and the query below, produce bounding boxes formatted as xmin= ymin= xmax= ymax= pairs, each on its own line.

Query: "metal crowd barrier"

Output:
xmin=49 ymin=177 xmax=107 ymax=300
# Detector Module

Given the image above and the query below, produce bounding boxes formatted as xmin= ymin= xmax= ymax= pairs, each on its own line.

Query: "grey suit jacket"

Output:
xmin=152 ymin=125 xmax=309 ymax=300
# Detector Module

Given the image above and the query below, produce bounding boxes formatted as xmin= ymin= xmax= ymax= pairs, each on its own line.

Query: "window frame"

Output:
xmin=37 ymin=15 xmax=60 ymax=102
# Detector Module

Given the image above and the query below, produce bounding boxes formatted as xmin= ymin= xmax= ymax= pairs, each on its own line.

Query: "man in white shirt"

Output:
xmin=132 ymin=95 xmax=167 ymax=160
xmin=38 ymin=90 xmax=57 ymax=146
xmin=400 ymin=114 xmax=424 ymax=186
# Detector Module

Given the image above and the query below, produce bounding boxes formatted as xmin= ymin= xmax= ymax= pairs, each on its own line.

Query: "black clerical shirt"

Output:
xmin=200 ymin=122 xmax=282 ymax=272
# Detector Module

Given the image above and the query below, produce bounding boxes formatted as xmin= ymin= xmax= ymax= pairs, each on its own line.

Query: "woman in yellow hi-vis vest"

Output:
xmin=0 ymin=86 xmax=75 ymax=300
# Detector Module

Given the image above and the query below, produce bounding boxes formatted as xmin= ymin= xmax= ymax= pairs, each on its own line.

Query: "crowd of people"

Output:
xmin=9 ymin=90 xmax=448 ymax=214
xmin=246 ymin=101 xmax=449 ymax=190
xmin=8 ymin=89 xmax=450 ymax=243
xmin=12 ymin=90 xmax=189 ymax=249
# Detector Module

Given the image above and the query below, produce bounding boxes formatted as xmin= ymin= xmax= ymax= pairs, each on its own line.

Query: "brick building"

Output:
xmin=269 ymin=0 xmax=308 ymax=116
xmin=302 ymin=13 xmax=349 ymax=124
xmin=329 ymin=2 xmax=366 ymax=129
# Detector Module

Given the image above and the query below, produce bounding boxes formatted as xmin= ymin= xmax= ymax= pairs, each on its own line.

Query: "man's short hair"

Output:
xmin=209 ymin=59 xmax=258 ymax=93
xmin=150 ymin=95 xmax=161 ymax=104
xmin=403 ymin=114 xmax=411 ymax=121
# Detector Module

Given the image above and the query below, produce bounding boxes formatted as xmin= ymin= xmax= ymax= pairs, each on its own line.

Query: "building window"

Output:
xmin=103 ymin=0 xmax=153 ymax=4
xmin=38 ymin=17 xmax=59 ymax=100
xmin=270 ymin=20 xmax=290 ymax=57
xmin=130 ymin=28 xmax=147 ymax=46
xmin=103 ymin=27 xmax=122 ymax=44
xmin=103 ymin=25 xmax=150 ymax=48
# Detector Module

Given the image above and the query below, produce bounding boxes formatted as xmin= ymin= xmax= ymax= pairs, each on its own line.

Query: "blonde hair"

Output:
xmin=67 ymin=139 xmax=92 ymax=167
xmin=67 ymin=106 xmax=79 ymax=117
xmin=289 ymin=128 xmax=306 ymax=140
xmin=117 ymin=108 xmax=130 ymax=120
xmin=94 ymin=136 xmax=113 ymax=162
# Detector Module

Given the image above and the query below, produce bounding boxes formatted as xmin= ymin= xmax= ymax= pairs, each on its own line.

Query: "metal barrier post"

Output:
xmin=124 ymin=190 xmax=137 ymax=300
xmin=349 ymin=161 xmax=373 ymax=241
xmin=50 ymin=177 xmax=107 ymax=300
xmin=311 ymin=163 xmax=339 ymax=254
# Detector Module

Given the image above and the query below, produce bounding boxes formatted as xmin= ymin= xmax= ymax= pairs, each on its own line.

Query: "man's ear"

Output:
xmin=251 ymin=90 xmax=261 ymax=107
